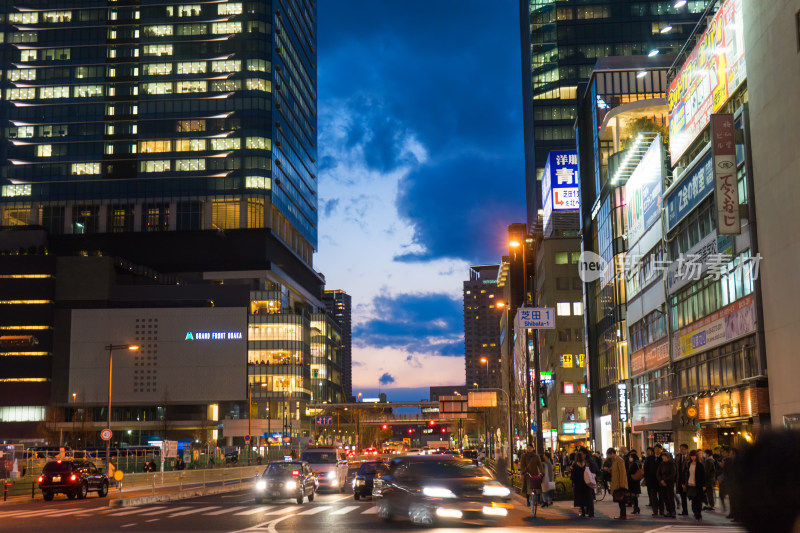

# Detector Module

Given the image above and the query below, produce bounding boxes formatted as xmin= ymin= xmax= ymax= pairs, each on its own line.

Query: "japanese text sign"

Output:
xmin=711 ymin=114 xmax=740 ymax=234
xmin=515 ymin=307 xmax=556 ymax=330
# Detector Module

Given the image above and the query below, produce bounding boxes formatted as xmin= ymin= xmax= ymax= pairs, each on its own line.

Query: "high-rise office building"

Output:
xmin=519 ymin=0 xmax=710 ymax=232
xmin=463 ymin=265 xmax=502 ymax=390
xmin=323 ymin=289 xmax=352 ymax=401
xmin=0 ymin=1 xmax=336 ymax=446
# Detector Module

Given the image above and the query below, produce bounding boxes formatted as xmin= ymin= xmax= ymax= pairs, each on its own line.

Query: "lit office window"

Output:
xmin=175 ymin=80 xmax=207 ymax=94
xmin=1 ymin=206 xmax=31 ymax=226
xmin=8 ymin=126 xmax=33 ymax=139
xmin=246 ymin=78 xmax=271 ymax=92
xmin=211 ymin=60 xmax=241 ymax=73
xmin=175 ymin=139 xmax=206 ymax=151
xmin=8 ymin=12 xmax=38 ymax=24
xmin=167 ymin=5 xmax=202 ymax=17
xmin=556 ymin=302 xmax=571 ymax=316
xmin=218 ymin=3 xmax=243 ymax=15
xmin=175 ymin=159 xmax=205 ymax=171
xmin=246 ymin=137 xmax=272 ymax=150
xmin=211 ymin=80 xmax=241 ymax=92
xmin=245 ymin=176 xmax=270 ymax=189
xmin=176 ymin=23 xmax=207 ymax=36
xmin=6 ymin=88 xmax=36 ymax=100
xmin=72 ymin=85 xmax=103 ymax=98
xmin=211 ymin=22 xmax=242 ymax=34
xmin=211 ymin=138 xmax=241 ymax=150
xmin=39 ymin=86 xmax=70 ymax=99
xmin=143 ymin=44 xmax=173 ymax=56
xmin=142 ymin=82 xmax=173 ymax=95
xmin=143 ymin=25 xmax=174 ymax=37
xmin=40 ymin=125 xmax=68 ymax=137
xmin=573 ymin=302 xmax=583 ymax=315
xmin=105 ymin=144 xmax=114 ymax=155
xmin=247 ymin=59 xmax=271 ymax=73
xmin=247 ymin=198 xmax=265 ymax=228
xmin=36 ymin=145 xmax=53 ymax=158
xmin=140 ymin=160 xmax=171 ymax=173
xmin=176 ymin=61 xmax=206 ymax=74
xmin=143 ymin=63 xmax=173 ymax=76
xmin=43 ymin=11 xmax=72 ymax=23
xmin=7 ymin=69 xmax=35 ymax=81
xmin=176 ymin=120 xmax=206 ymax=132
xmin=1 ymin=184 xmax=32 ymax=197
xmin=71 ymin=163 xmax=101 ymax=175
xmin=144 ymin=204 xmax=169 ymax=232
xmin=43 ymin=48 xmax=70 ymax=60
xmin=0 ymin=406 xmax=46 ymax=422
xmin=8 ymin=32 xmax=38 ymax=44
xmin=139 ymin=140 xmax=172 ymax=153
xmin=20 ymin=50 xmax=37 ymax=62
xmin=211 ymin=198 xmax=241 ymax=229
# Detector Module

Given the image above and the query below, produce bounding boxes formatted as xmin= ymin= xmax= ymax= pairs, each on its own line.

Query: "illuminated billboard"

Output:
xmin=667 ymin=0 xmax=746 ymax=167
xmin=624 ymin=135 xmax=664 ymax=246
xmin=541 ymin=150 xmax=579 ymax=234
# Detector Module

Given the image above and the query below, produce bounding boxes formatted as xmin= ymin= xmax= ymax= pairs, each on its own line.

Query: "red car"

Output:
xmin=364 ymin=447 xmax=379 ymax=456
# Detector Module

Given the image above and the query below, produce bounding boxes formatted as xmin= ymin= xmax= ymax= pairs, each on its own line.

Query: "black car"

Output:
xmin=254 ymin=461 xmax=317 ymax=504
xmin=373 ymin=456 xmax=512 ymax=526
xmin=352 ymin=461 xmax=387 ymax=500
xmin=38 ymin=460 xmax=109 ymax=501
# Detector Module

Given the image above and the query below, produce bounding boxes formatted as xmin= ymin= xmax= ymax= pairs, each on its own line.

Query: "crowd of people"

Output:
xmin=513 ymin=442 xmax=739 ymax=522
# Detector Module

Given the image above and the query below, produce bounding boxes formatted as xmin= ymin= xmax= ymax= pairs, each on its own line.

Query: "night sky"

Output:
xmin=315 ymin=1 xmax=526 ymax=401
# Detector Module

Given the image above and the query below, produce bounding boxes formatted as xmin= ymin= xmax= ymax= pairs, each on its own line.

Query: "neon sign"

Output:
xmin=185 ymin=331 xmax=243 ymax=341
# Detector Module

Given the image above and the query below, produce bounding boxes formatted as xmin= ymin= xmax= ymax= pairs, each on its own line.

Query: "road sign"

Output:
xmin=315 ymin=416 xmax=333 ymax=425
xmin=515 ymin=307 xmax=556 ymax=329
xmin=113 ymin=470 xmax=124 ymax=481
xmin=244 ymin=434 xmax=251 ymax=442
xmin=101 ymin=429 xmax=112 ymax=441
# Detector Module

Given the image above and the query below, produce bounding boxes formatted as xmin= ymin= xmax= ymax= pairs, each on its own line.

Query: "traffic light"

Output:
xmin=428 ymin=420 xmax=435 ymax=427
xmin=408 ymin=428 xmax=414 ymax=434
xmin=539 ymin=396 xmax=546 ymax=408
xmin=441 ymin=427 xmax=446 ymax=434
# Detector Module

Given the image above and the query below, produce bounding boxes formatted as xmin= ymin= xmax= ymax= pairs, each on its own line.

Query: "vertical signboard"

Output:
xmin=667 ymin=0 xmax=746 ymax=166
xmin=542 ymin=150 xmax=579 ymax=236
xmin=624 ymin=135 xmax=664 ymax=246
xmin=618 ymin=383 xmax=629 ymax=423
xmin=711 ymin=114 xmax=740 ymax=234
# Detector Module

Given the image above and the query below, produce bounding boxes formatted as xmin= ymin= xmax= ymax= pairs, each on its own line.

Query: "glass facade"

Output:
xmin=0 ymin=0 xmax=317 ymax=263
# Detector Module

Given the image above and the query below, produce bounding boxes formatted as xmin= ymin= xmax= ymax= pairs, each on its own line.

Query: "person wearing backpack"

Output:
xmin=627 ymin=450 xmax=643 ymax=514
xmin=570 ymin=451 xmax=594 ymax=518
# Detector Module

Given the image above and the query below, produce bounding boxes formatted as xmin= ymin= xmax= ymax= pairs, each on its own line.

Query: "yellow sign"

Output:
xmin=577 ymin=354 xmax=586 ymax=368
xmin=686 ymin=406 xmax=698 ymax=418
xmin=562 ymin=354 xmax=573 ymax=368
xmin=114 ymin=470 xmax=124 ymax=481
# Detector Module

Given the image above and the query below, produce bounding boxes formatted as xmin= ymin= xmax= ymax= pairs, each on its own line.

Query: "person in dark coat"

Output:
xmin=702 ymin=449 xmax=716 ymax=510
xmin=680 ymin=449 xmax=707 ymax=520
xmin=643 ymin=447 xmax=661 ymax=515
xmin=675 ymin=443 xmax=690 ymax=515
xmin=627 ymin=451 xmax=642 ymax=514
xmin=570 ymin=451 xmax=594 ymax=518
xmin=657 ymin=450 xmax=678 ymax=518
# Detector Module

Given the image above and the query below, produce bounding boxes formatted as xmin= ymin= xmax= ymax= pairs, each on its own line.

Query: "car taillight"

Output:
xmin=70 ymin=474 xmax=77 ymax=481
xmin=292 ymin=470 xmax=300 ymax=478
xmin=38 ymin=476 xmax=43 ymax=483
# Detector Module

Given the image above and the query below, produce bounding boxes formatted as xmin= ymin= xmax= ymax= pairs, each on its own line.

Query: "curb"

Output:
xmin=108 ymin=481 xmax=252 ymax=508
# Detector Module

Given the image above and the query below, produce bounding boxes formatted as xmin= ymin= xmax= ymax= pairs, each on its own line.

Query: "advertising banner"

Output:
xmin=630 ymin=349 xmax=645 ymax=377
xmin=542 ymin=150 xmax=579 ymax=235
xmin=625 ymin=135 xmax=664 ymax=246
xmin=666 ymin=154 xmax=714 ymax=231
xmin=672 ymin=294 xmax=755 ymax=360
xmin=667 ymin=0 xmax=746 ymax=166
xmin=711 ymin=114 xmax=741 ymax=234
xmin=644 ymin=338 xmax=670 ymax=371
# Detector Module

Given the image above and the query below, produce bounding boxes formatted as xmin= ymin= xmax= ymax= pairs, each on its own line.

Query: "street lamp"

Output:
xmin=479 ymin=357 xmax=489 ymax=387
xmin=72 ymin=393 xmax=77 ymax=448
xmin=105 ymin=343 xmax=139 ymax=475
xmin=248 ymin=381 xmax=267 ymax=465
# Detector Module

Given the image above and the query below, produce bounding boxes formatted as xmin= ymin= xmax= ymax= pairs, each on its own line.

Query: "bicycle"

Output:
xmin=554 ymin=480 xmax=567 ymax=500
xmin=526 ymin=473 xmax=543 ymax=518
xmin=595 ymin=477 xmax=609 ymax=501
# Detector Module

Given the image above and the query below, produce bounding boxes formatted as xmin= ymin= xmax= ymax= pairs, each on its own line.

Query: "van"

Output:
xmin=299 ymin=447 xmax=348 ymax=492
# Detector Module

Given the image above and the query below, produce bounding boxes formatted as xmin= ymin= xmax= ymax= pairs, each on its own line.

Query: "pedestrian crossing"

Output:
xmin=644 ymin=526 xmax=747 ymax=533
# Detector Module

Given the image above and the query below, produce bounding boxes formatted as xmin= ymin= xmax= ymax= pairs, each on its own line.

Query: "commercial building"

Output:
xmin=463 ymin=265 xmax=503 ymax=390
xmin=323 ymin=289 xmax=352 ymax=401
xmin=0 ymin=1 xmax=341 ymax=450
xmin=743 ymin=0 xmax=800 ymax=429
xmin=519 ymin=0 xmax=711 ymax=231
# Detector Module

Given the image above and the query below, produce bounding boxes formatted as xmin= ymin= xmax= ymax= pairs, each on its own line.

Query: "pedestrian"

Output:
xmin=519 ymin=444 xmax=533 ymax=497
xmin=495 ymin=448 xmax=510 ymax=487
xmin=570 ymin=451 xmax=594 ymax=518
xmin=702 ymin=449 xmax=716 ymax=510
xmin=681 ymin=449 xmax=706 ymax=521
xmin=608 ymin=448 xmax=629 ymax=520
xmin=722 ymin=447 xmax=738 ymax=520
xmin=208 ymin=456 xmax=215 ymax=469
xmin=675 ymin=443 xmax=690 ymax=515
xmin=541 ymin=451 xmax=554 ymax=507
xmin=523 ymin=447 xmax=543 ymax=505
xmin=644 ymin=446 xmax=661 ymax=515
xmin=627 ymin=450 xmax=643 ymax=515
xmin=657 ymin=450 xmax=678 ymax=518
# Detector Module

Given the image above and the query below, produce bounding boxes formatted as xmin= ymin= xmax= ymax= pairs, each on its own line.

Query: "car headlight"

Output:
xmin=285 ymin=481 xmax=297 ymax=490
xmin=422 ymin=487 xmax=456 ymax=499
xmin=482 ymin=484 xmax=511 ymax=497
xmin=356 ymin=479 xmax=365 ymax=486
xmin=327 ymin=472 xmax=337 ymax=482
xmin=255 ymin=480 xmax=266 ymax=491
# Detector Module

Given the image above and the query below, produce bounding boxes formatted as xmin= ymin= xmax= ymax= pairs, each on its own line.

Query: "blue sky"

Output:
xmin=315 ymin=1 xmax=526 ymax=401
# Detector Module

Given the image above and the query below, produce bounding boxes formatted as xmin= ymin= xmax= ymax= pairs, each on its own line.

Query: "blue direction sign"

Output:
xmin=315 ymin=416 xmax=333 ymax=425
xmin=515 ymin=307 xmax=556 ymax=330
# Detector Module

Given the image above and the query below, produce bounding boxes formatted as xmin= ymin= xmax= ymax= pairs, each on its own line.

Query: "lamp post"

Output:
xmin=72 ymin=393 xmax=77 ymax=449
xmin=356 ymin=392 xmax=362 ymax=450
xmin=479 ymin=357 xmax=489 ymax=388
xmin=105 ymin=343 xmax=139 ymax=475
xmin=248 ymin=381 xmax=267 ymax=465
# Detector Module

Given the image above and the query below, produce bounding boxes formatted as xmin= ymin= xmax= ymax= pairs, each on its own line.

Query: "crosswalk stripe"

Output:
xmin=297 ymin=505 xmax=331 ymax=515
xmin=331 ymin=505 xmax=360 ymax=515
xmin=361 ymin=506 xmax=379 ymax=514
xmin=234 ymin=505 xmax=274 ymax=515
xmin=113 ymin=507 xmax=159 ymax=516
xmin=1 ymin=509 xmax=60 ymax=518
xmin=263 ymin=506 xmax=298 ymax=515
xmin=138 ymin=506 xmax=192 ymax=516
xmin=169 ymin=506 xmax=220 ymax=517
xmin=204 ymin=506 xmax=247 ymax=515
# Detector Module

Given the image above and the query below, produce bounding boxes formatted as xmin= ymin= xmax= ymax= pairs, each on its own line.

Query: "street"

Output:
xmin=0 ymin=483 xmax=746 ymax=533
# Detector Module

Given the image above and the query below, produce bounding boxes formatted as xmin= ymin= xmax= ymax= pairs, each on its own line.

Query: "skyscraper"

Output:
xmin=519 ymin=0 xmax=710 ymax=232
xmin=323 ymin=289 xmax=352 ymax=401
xmin=463 ymin=265 xmax=503 ymax=390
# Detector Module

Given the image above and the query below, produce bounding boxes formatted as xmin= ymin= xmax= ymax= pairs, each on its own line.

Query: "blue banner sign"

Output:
xmin=666 ymin=155 xmax=714 ymax=231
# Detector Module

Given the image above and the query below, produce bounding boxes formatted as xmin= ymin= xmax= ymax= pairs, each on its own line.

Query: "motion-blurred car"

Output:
xmin=352 ymin=460 xmax=388 ymax=500
xmin=364 ymin=447 xmax=379 ymax=456
xmin=254 ymin=461 xmax=317 ymax=504
xmin=373 ymin=456 xmax=511 ymax=526
xmin=300 ymin=447 xmax=348 ymax=492
xmin=38 ymin=460 xmax=109 ymax=501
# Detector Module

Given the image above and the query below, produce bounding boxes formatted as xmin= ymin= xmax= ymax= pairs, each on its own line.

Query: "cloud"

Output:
xmin=379 ymin=372 xmax=395 ymax=385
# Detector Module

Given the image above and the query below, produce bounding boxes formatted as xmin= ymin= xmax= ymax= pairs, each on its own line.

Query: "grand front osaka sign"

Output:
xmin=667 ymin=0 xmax=745 ymax=166
xmin=185 ymin=331 xmax=243 ymax=340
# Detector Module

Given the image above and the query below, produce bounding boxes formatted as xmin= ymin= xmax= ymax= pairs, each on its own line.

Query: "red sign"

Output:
xmin=101 ymin=429 xmax=112 ymax=441
xmin=711 ymin=114 xmax=740 ymax=234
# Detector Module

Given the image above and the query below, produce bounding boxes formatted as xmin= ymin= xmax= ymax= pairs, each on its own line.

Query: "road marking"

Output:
xmin=140 ymin=506 xmax=192 ymax=516
xmin=331 ymin=505 xmax=360 ymax=515
xmin=205 ymin=506 xmax=247 ymax=515
xmin=297 ymin=505 xmax=331 ymax=515
xmin=111 ymin=507 xmax=151 ymax=516
xmin=262 ymin=506 xmax=297 ymax=515
xmin=234 ymin=505 xmax=274 ymax=515
xmin=120 ymin=524 xmax=137 ymax=528
xmin=145 ymin=519 xmax=160 ymax=523
xmin=169 ymin=505 xmax=221 ymax=517
xmin=361 ymin=506 xmax=379 ymax=514
xmin=322 ymin=494 xmax=354 ymax=503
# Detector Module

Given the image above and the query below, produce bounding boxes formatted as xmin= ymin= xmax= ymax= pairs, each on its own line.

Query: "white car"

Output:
xmin=300 ymin=448 xmax=348 ymax=492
